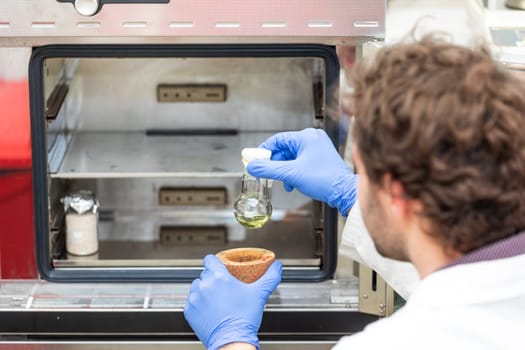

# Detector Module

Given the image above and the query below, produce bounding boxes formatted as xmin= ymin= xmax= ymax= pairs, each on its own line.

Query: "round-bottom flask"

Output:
xmin=233 ymin=174 xmax=272 ymax=229
xmin=233 ymin=174 xmax=272 ymax=228
xmin=233 ymin=148 xmax=273 ymax=229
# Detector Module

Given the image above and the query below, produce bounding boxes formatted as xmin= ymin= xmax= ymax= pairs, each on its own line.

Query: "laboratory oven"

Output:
xmin=0 ymin=1 xmax=388 ymax=349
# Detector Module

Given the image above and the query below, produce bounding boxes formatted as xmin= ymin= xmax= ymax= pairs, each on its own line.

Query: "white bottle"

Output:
xmin=63 ymin=191 xmax=99 ymax=256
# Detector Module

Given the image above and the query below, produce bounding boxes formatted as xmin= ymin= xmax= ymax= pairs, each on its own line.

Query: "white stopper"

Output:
xmin=241 ymin=148 xmax=272 ymax=167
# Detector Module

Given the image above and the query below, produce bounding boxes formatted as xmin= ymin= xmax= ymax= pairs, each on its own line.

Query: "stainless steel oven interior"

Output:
xmin=32 ymin=45 xmax=341 ymax=282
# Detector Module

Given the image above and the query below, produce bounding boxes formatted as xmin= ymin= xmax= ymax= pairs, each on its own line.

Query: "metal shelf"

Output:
xmin=51 ymin=131 xmax=275 ymax=178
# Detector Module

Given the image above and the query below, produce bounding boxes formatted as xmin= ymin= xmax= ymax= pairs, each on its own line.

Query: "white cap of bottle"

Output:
xmin=241 ymin=148 xmax=272 ymax=167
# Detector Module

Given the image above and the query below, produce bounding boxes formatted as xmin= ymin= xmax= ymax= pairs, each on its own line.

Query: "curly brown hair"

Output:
xmin=350 ymin=35 xmax=525 ymax=253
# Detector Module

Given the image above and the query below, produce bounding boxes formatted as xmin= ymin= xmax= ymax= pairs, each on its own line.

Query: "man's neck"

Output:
xmin=407 ymin=227 xmax=462 ymax=279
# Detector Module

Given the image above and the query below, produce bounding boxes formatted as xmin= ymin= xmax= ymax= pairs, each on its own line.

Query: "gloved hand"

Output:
xmin=184 ymin=255 xmax=282 ymax=350
xmin=247 ymin=128 xmax=357 ymax=216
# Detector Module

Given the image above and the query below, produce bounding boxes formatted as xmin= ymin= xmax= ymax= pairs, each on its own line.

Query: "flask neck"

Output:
xmin=241 ymin=174 xmax=270 ymax=199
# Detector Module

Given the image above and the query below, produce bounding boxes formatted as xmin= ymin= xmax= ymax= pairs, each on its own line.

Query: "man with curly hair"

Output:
xmin=184 ymin=36 xmax=525 ymax=349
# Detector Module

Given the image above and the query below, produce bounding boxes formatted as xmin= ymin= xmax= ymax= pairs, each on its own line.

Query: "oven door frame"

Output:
xmin=29 ymin=43 xmax=340 ymax=283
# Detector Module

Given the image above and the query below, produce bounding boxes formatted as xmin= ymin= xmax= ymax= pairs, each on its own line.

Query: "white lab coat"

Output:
xmin=335 ymin=204 xmax=525 ymax=349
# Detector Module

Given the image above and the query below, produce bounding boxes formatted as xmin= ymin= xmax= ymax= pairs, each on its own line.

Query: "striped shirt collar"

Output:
xmin=446 ymin=230 xmax=525 ymax=268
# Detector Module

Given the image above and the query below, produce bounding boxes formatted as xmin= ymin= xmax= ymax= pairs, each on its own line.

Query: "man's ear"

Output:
xmin=379 ymin=173 xmax=410 ymax=219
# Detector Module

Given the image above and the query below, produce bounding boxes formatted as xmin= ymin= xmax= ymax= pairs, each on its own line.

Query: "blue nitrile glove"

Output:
xmin=247 ymin=128 xmax=357 ymax=216
xmin=184 ymin=255 xmax=282 ymax=350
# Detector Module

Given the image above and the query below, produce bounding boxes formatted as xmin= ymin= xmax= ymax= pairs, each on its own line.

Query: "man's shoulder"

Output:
xmin=332 ymin=293 xmax=525 ymax=350
xmin=332 ymin=308 xmax=420 ymax=349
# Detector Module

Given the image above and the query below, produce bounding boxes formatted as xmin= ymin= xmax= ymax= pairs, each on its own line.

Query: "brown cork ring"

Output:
xmin=216 ymin=247 xmax=275 ymax=283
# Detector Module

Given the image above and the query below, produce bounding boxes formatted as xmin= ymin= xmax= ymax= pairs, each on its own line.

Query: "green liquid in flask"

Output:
xmin=234 ymin=214 xmax=270 ymax=229
xmin=233 ymin=169 xmax=272 ymax=229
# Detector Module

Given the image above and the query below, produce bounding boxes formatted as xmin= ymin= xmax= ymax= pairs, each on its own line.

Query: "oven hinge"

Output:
xmin=358 ymin=264 xmax=395 ymax=317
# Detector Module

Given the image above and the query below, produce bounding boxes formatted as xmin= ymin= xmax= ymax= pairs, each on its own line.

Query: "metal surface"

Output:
xmin=157 ymin=84 xmax=227 ymax=103
xmin=158 ymin=187 xmax=227 ymax=206
xmin=52 ymin=258 xmax=320 ymax=268
xmin=358 ymin=264 xmax=394 ymax=317
xmin=52 ymin=132 xmax=276 ymax=178
xmin=46 ymin=164 xmax=322 ymax=273
xmin=0 ymin=279 xmax=358 ymax=310
xmin=47 ymin=57 xmax=322 ymax=133
xmin=49 ymin=175 xmax=319 ymax=266
xmin=0 ymin=279 xmax=377 ymax=341
xmin=0 ymin=342 xmax=334 ymax=350
xmin=46 ymin=56 xmax=326 ymax=179
xmin=52 ymin=212 xmax=319 ymax=266
xmin=506 ymin=0 xmax=525 ymax=9
xmin=0 ymin=0 xmax=385 ymax=46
